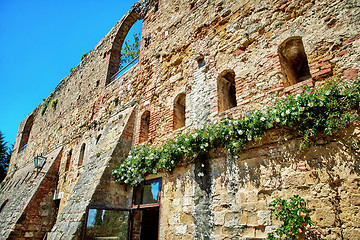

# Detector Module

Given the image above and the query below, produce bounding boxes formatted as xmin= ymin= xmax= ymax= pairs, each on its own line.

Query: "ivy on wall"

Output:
xmin=112 ymin=79 xmax=360 ymax=185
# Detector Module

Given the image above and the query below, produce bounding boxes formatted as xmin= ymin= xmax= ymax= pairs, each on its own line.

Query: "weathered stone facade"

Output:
xmin=1 ymin=0 xmax=360 ymax=239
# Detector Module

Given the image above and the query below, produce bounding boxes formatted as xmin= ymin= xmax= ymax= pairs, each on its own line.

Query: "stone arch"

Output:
xmin=217 ymin=70 xmax=237 ymax=112
xmin=18 ymin=114 xmax=35 ymax=153
xmin=105 ymin=1 xmax=159 ymax=85
xmin=139 ymin=110 xmax=150 ymax=144
xmin=278 ymin=36 xmax=311 ymax=86
xmin=173 ymin=93 xmax=186 ymax=130
xmin=78 ymin=143 xmax=85 ymax=167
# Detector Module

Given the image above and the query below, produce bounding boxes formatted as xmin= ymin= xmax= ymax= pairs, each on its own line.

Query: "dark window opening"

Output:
xmin=18 ymin=114 xmax=34 ymax=153
xmin=217 ymin=70 xmax=237 ymax=112
xmin=96 ymin=134 xmax=102 ymax=144
xmin=139 ymin=111 xmax=150 ymax=144
xmin=131 ymin=208 xmax=159 ymax=240
xmin=65 ymin=150 xmax=72 ymax=173
xmin=195 ymin=54 xmax=205 ymax=68
xmin=0 ymin=199 xmax=9 ymax=213
xmin=173 ymin=93 xmax=186 ymax=130
xmin=278 ymin=36 xmax=311 ymax=86
xmin=78 ymin=144 xmax=85 ymax=167
xmin=131 ymin=178 xmax=161 ymax=240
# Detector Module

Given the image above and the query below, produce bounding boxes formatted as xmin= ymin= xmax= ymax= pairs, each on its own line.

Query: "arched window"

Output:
xmin=65 ymin=150 xmax=72 ymax=173
xmin=106 ymin=15 xmax=143 ymax=85
xmin=139 ymin=111 xmax=150 ymax=144
xmin=78 ymin=144 xmax=85 ymax=167
xmin=173 ymin=93 xmax=186 ymax=130
xmin=217 ymin=70 xmax=237 ymax=112
xmin=18 ymin=114 xmax=34 ymax=152
xmin=278 ymin=36 xmax=311 ymax=86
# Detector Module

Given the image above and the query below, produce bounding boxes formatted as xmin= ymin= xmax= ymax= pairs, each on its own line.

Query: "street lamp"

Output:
xmin=33 ymin=155 xmax=47 ymax=173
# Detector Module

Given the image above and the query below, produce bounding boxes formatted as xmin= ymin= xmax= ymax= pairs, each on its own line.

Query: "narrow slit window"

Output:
xmin=65 ymin=150 xmax=72 ymax=173
xmin=217 ymin=70 xmax=237 ymax=112
xmin=173 ymin=93 xmax=186 ymax=130
xmin=78 ymin=144 xmax=85 ymax=167
xmin=278 ymin=36 xmax=311 ymax=86
xmin=139 ymin=111 xmax=150 ymax=143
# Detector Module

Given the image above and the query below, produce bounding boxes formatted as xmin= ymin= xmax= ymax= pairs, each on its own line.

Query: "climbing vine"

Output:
xmin=268 ymin=195 xmax=312 ymax=240
xmin=112 ymin=79 xmax=360 ymax=185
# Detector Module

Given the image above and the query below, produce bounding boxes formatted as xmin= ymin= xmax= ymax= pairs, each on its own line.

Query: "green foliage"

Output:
xmin=119 ymin=33 xmax=140 ymax=69
xmin=96 ymin=152 xmax=101 ymax=158
xmin=70 ymin=67 xmax=76 ymax=73
xmin=41 ymin=98 xmax=50 ymax=115
xmin=51 ymin=99 xmax=58 ymax=109
xmin=268 ymin=195 xmax=312 ymax=239
xmin=112 ymin=79 xmax=360 ymax=185
xmin=0 ymin=131 xmax=11 ymax=182
xmin=81 ymin=52 xmax=88 ymax=61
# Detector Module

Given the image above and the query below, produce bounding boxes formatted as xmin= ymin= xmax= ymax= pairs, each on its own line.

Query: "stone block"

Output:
xmin=343 ymin=228 xmax=360 ymax=240
xmin=257 ymin=210 xmax=271 ymax=226
xmin=214 ymin=211 xmax=226 ymax=225
xmin=312 ymin=207 xmax=336 ymax=227
xmin=174 ymin=224 xmax=187 ymax=235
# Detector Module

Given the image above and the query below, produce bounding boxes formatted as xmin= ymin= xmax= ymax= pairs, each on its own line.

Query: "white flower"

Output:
xmin=185 ymin=138 xmax=189 ymax=141
xmin=171 ymin=160 xmax=174 ymax=164
xmin=281 ymin=112 xmax=285 ymax=117
xmin=320 ymin=102 xmax=324 ymax=107
xmin=286 ymin=109 xmax=290 ymax=115
xmin=233 ymin=142 xmax=239 ymax=147
xmin=247 ymin=136 xmax=252 ymax=141
xmin=273 ymin=110 xmax=277 ymax=114
xmin=233 ymin=120 xmax=238 ymax=125
xmin=153 ymin=169 xmax=157 ymax=174
xmin=276 ymin=118 xmax=280 ymax=123
xmin=260 ymin=117 xmax=266 ymax=121
xmin=201 ymin=164 xmax=205 ymax=168
xmin=292 ymin=107 xmax=296 ymax=111
xmin=325 ymin=90 xmax=330 ymax=95
xmin=299 ymin=107 xmax=305 ymax=112
xmin=204 ymin=143 xmax=209 ymax=147
xmin=198 ymin=172 xmax=204 ymax=177
xmin=308 ymin=102 xmax=314 ymax=107
xmin=193 ymin=133 xmax=199 ymax=138
xmin=238 ymin=130 xmax=243 ymax=135
xmin=200 ymin=145 xmax=204 ymax=149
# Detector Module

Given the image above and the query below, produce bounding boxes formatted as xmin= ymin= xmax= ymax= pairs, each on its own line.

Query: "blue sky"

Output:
xmin=0 ymin=0 xmax=140 ymax=148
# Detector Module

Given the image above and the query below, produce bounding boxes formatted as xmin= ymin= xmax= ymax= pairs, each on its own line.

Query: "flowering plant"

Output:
xmin=112 ymin=79 xmax=360 ymax=185
xmin=268 ymin=195 xmax=312 ymax=240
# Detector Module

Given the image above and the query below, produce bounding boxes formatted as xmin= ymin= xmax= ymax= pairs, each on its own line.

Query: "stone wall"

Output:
xmin=0 ymin=0 xmax=359 ymax=239
xmin=157 ymin=127 xmax=360 ymax=239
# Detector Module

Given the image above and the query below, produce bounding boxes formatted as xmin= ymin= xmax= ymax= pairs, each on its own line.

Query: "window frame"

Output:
xmin=82 ymin=205 xmax=132 ymax=240
xmin=132 ymin=177 xmax=162 ymax=209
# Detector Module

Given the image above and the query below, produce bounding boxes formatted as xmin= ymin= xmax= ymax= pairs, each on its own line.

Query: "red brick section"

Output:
xmin=343 ymin=69 xmax=359 ymax=81
xmin=284 ymin=78 xmax=314 ymax=93
xmin=309 ymin=55 xmax=333 ymax=79
xmin=343 ymin=34 xmax=360 ymax=45
xmin=9 ymin=151 xmax=61 ymax=239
